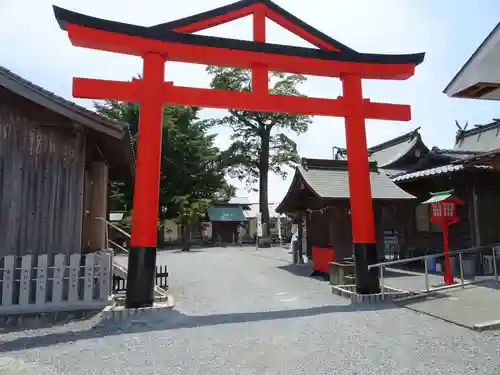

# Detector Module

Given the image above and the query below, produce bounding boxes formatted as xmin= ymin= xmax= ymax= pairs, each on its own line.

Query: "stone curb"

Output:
xmin=332 ymin=284 xmax=411 ymax=304
xmin=97 ymin=294 xmax=176 ymax=323
xmin=472 ymin=320 xmax=500 ymax=332
xmin=0 ymin=294 xmax=175 ymax=330
xmin=0 ymin=309 xmax=103 ymax=330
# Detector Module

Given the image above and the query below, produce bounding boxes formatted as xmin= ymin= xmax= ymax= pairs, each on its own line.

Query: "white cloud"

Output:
xmin=1 ymin=0 xmax=495 ymax=204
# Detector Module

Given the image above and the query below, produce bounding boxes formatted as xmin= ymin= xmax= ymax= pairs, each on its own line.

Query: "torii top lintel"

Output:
xmin=53 ymin=0 xmax=424 ymax=80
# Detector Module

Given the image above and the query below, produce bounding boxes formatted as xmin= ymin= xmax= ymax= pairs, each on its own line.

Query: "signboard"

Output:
xmin=301 ymin=217 xmax=307 ymax=259
xmin=383 ymin=230 xmax=399 ymax=261
xmin=277 ymin=216 xmax=282 ymax=240
xmin=256 ymin=212 xmax=263 ymax=237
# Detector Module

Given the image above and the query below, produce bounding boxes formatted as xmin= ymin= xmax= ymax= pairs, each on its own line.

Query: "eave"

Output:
xmin=369 ymin=129 xmax=427 ymax=169
xmin=444 ymin=21 xmax=500 ymax=100
xmin=152 ymin=0 xmax=356 ymax=53
xmin=0 ymin=65 xmax=135 ymax=179
xmin=275 ymin=168 xmax=320 ymax=213
xmin=53 ymin=6 xmax=424 ymax=80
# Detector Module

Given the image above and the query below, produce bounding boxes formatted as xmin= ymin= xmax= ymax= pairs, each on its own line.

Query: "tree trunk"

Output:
xmin=181 ymin=224 xmax=191 ymax=251
xmin=259 ymin=132 xmax=271 ymax=237
xmin=157 ymin=221 xmax=165 ymax=249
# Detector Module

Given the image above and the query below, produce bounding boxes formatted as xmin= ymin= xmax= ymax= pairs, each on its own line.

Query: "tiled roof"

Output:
xmin=454 ymin=119 xmax=500 ymax=152
xmin=367 ymin=128 xmax=424 ymax=168
xmin=430 ymin=147 xmax=479 ymax=160
xmin=392 ymin=164 xmax=492 ymax=183
xmin=0 ymin=65 xmax=136 ymax=175
xmin=207 ymin=206 xmax=246 ymax=222
xmin=228 ymin=197 xmax=252 ymax=205
xmin=333 ymin=128 xmax=426 ymax=168
xmin=0 ymin=66 xmax=128 ymax=136
xmin=382 ymin=169 xmax=408 ymax=178
xmin=244 ymin=203 xmax=281 ymax=218
xmin=392 ymin=164 xmax=463 ymax=183
xmin=299 ymin=159 xmax=414 ymax=200
xmin=458 ymin=148 xmax=500 ymax=165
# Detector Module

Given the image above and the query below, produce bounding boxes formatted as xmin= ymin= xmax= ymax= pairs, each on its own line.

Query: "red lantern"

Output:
xmin=422 ymin=190 xmax=464 ymax=285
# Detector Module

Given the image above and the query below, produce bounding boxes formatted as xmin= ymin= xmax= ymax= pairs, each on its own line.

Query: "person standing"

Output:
xmin=291 ymin=231 xmax=299 ymax=264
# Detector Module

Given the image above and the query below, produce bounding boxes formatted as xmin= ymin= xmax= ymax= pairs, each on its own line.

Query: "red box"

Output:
xmin=312 ymin=246 xmax=335 ymax=274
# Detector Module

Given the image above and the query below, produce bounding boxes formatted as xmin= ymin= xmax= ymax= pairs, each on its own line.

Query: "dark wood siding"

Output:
xmin=303 ymin=200 xmax=414 ymax=261
xmin=0 ymin=94 xmax=85 ymax=257
xmin=396 ymin=172 xmax=487 ymax=253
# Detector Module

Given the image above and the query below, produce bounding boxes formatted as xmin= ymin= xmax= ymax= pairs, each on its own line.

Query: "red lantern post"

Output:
xmin=422 ymin=190 xmax=464 ymax=285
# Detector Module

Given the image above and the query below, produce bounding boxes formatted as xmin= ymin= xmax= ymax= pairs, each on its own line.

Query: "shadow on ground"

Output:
xmin=383 ymin=270 xmax=420 ymax=278
xmin=0 ymin=302 xmax=396 ymax=353
xmin=0 ymin=311 xmax=103 ymax=334
xmin=277 ymin=264 xmax=322 ymax=279
xmin=394 ymin=279 xmax=500 ymax=330
xmin=169 ymin=249 xmax=205 ymax=254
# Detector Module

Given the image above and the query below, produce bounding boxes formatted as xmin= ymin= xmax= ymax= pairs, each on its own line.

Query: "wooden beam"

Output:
xmin=172 ymin=4 xmax=258 ymax=33
xmin=73 ymin=78 xmax=412 ymax=121
xmin=66 ymin=24 xmax=416 ymax=80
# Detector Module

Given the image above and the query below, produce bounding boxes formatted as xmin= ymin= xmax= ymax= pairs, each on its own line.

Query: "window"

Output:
xmin=443 ymin=202 xmax=454 ymax=217
xmin=431 ymin=202 xmax=442 ymax=217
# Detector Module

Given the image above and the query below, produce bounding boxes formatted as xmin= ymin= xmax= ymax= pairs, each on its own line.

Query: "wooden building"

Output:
xmin=204 ymin=197 xmax=249 ymax=244
xmin=331 ymin=123 xmax=500 ymax=257
xmin=0 ymin=66 xmax=134 ymax=258
xmin=389 ymin=122 xmax=500 ymax=253
xmin=275 ymin=158 xmax=416 ymax=261
xmin=444 ymin=20 xmax=500 ymax=100
xmin=279 ymin=120 xmax=500 ymax=265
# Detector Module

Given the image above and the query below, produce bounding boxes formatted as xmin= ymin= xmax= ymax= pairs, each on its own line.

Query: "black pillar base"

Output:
xmin=353 ymin=243 xmax=380 ymax=294
xmin=125 ymin=246 xmax=157 ymax=309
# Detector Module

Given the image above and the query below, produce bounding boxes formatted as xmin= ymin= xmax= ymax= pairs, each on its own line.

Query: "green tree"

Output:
xmin=95 ymin=101 xmax=235 ymax=250
xmin=206 ymin=67 xmax=312 ymax=237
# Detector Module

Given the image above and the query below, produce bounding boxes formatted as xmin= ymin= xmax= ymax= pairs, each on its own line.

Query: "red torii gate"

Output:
xmin=54 ymin=0 xmax=424 ymax=308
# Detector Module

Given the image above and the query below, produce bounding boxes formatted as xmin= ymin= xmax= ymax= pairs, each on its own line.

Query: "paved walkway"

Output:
xmin=1 ymin=246 xmax=500 ymax=374
xmin=395 ymin=279 xmax=500 ymax=329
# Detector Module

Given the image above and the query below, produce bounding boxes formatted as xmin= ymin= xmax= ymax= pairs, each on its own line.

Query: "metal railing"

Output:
xmin=108 ymin=239 xmax=129 ymax=254
xmin=96 ymin=217 xmax=170 ymax=296
xmin=368 ymin=243 xmax=500 ymax=298
xmin=96 ymin=217 xmax=131 ymax=239
xmin=96 ymin=217 xmax=131 ymax=253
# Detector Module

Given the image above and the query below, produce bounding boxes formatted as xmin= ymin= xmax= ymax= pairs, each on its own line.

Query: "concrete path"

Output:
xmin=395 ymin=279 xmax=500 ymax=330
xmin=1 ymin=246 xmax=500 ymax=375
xmin=383 ymin=267 xmax=456 ymax=292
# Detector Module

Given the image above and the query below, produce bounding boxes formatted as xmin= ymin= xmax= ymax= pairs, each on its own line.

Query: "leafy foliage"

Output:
xmin=95 ymin=100 xmax=235 ymax=247
xmin=206 ymin=66 xmax=312 ymax=232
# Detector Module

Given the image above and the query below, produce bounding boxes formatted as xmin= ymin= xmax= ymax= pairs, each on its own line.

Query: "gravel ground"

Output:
xmin=1 ymin=246 xmax=500 ymax=375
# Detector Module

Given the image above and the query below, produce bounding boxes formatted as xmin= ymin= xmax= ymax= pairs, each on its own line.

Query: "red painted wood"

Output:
xmin=170 ymin=2 xmax=340 ymax=51
xmin=129 ymin=53 xmax=165 ymax=247
xmin=441 ymin=225 xmax=454 ymax=285
xmin=172 ymin=4 xmax=258 ymax=33
xmin=264 ymin=7 xmax=340 ymax=51
xmin=252 ymin=4 xmax=268 ymax=95
xmin=66 ymin=24 xmax=416 ymax=80
xmin=342 ymin=74 xmax=376 ymax=244
xmin=73 ymin=78 xmax=411 ymax=121
xmin=73 ymin=78 xmax=138 ymax=102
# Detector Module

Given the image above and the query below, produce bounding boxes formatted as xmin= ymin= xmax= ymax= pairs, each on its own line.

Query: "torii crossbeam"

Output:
xmin=54 ymin=0 xmax=424 ymax=308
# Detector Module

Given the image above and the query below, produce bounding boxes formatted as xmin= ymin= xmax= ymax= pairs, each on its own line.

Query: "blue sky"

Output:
xmin=1 ymin=0 xmax=499 ymax=203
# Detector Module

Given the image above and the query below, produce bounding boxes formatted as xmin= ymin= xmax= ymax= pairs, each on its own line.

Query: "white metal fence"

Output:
xmin=0 ymin=252 xmax=112 ymax=315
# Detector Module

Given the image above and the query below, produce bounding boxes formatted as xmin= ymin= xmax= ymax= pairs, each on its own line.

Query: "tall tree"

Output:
xmin=206 ymin=67 xmax=312 ymax=237
xmin=95 ymin=101 xmax=235 ymax=250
